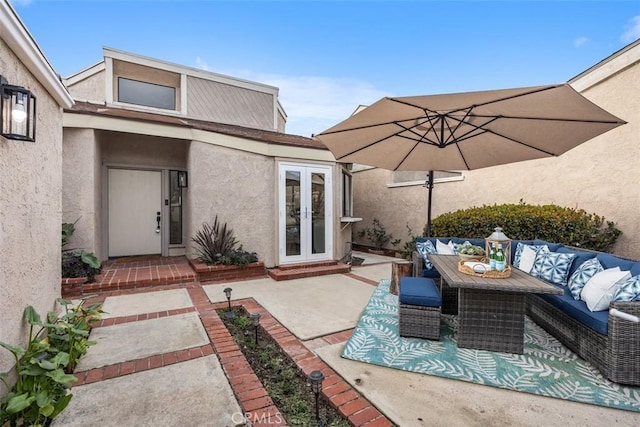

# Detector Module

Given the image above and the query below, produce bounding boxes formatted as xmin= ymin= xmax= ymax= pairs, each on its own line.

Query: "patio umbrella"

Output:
xmin=314 ymin=84 xmax=625 ymax=236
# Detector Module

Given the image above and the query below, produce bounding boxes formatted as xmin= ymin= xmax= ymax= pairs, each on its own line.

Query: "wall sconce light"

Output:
xmin=177 ymin=170 xmax=188 ymax=188
xmin=223 ymin=287 xmax=235 ymax=319
xmin=1 ymin=75 xmax=36 ymax=142
xmin=250 ymin=312 xmax=261 ymax=345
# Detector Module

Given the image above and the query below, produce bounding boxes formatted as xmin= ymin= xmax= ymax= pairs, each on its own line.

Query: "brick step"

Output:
xmin=277 ymin=260 xmax=339 ymax=271
xmin=267 ymin=262 xmax=350 ymax=281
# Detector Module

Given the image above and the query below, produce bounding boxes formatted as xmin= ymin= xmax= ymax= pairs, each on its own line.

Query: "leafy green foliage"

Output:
xmin=61 ymin=221 xmax=102 ymax=282
xmin=356 ymin=218 xmax=395 ymax=250
xmin=62 ymin=252 xmax=101 ymax=282
xmin=192 ymin=215 xmax=258 ymax=266
xmin=427 ymin=201 xmax=622 ymax=252
xmin=0 ymin=299 xmax=102 ymax=426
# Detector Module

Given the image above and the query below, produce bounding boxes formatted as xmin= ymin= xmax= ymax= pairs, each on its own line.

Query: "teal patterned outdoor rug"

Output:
xmin=342 ymin=280 xmax=640 ymax=412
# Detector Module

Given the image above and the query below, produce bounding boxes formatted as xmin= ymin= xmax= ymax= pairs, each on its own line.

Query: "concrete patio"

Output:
xmin=52 ymin=253 xmax=639 ymax=426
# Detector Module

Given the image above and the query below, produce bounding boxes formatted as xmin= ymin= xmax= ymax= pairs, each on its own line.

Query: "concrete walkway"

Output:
xmin=53 ymin=257 xmax=640 ymax=427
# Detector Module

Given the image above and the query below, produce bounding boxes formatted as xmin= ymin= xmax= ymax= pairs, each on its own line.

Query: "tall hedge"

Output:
xmin=427 ymin=201 xmax=622 ymax=253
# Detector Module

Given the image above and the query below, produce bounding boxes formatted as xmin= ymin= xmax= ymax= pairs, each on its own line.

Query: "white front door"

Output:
xmin=278 ymin=163 xmax=333 ymax=264
xmin=108 ymin=169 xmax=162 ymax=257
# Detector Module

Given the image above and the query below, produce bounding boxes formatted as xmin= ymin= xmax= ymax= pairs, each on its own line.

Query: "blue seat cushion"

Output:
xmin=539 ymin=286 xmax=609 ymax=335
xmin=399 ymin=277 xmax=441 ymax=307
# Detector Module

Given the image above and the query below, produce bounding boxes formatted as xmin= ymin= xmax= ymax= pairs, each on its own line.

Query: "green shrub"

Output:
xmin=0 ymin=299 xmax=102 ymax=426
xmin=62 ymin=221 xmax=101 ymax=282
xmin=427 ymin=201 xmax=621 ymax=253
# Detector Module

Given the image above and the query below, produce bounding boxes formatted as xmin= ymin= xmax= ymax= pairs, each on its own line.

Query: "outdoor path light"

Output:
xmin=223 ymin=287 xmax=235 ymax=319
xmin=1 ymin=75 xmax=36 ymax=142
xmin=308 ymin=370 xmax=325 ymax=425
xmin=250 ymin=312 xmax=261 ymax=345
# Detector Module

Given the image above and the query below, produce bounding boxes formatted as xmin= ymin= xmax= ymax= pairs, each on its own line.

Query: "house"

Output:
xmin=351 ymin=39 xmax=640 ymax=260
xmin=61 ymin=48 xmax=354 ymax=268
xmin=0 ymin=1 xmax=74 ymax=381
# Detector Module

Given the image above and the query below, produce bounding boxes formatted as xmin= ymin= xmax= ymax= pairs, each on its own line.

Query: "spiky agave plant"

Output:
xmin=192 ymin=215 xmax=239 ymax=265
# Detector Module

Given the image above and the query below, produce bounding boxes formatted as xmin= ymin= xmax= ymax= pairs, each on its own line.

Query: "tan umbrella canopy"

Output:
xmin=314 ymin=84 xmax=626 ymax=235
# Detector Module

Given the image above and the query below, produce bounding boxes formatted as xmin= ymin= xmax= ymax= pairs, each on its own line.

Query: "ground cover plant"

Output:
xmin=0 ymin=298 xmax=103 ymax=427
xmin=62 ymin=221 xmax=101 ymax=282
xmin=429 ymin=201 xmax=621 ymax=252
xmin=219 ymin=308 xmax=350 ymax=426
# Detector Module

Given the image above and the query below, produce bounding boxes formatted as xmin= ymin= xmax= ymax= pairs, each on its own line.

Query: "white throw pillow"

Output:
xmin=580 ymin=267 xmax=632 ymax=312
xmin=436 ymin=239 xmax=456 ymax=255
xmin=518 ymin=244 xmax=546 ymax=273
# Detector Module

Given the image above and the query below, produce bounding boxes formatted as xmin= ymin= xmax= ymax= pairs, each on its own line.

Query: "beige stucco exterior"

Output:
xmin=62 ymin=129 xmax=102 ymax=256
xmin=0 ymin=2 xmax=73 ymax=388
xmin=61 ymin=46 xmax=349 ymax=267
xmin=187 ymin=141 xmax=276 ymax=265
xmin=352 ymin=43 xmax=640 ymax=259
xmin=65 ymin=66 xmax=106 ymax=104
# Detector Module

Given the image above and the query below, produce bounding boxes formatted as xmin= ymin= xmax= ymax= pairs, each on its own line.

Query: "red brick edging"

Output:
xmin=72 ymin=275 xmax=394 ymax=426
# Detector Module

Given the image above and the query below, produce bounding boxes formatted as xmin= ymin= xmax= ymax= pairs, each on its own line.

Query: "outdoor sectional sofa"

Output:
xmin=412 ymin=237 xmax=640 ymax=386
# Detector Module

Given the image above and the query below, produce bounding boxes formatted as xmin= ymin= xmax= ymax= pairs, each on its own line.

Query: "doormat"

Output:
xmin=341 ymin=280 xmax=640 ymax=412
xmin=114 ymin=255 xmax=161 ymax=263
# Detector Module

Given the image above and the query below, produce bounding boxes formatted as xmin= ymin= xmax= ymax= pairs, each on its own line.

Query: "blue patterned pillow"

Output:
xmin=530 ymin=249 xmax=576 ymax=286
xmin=513 ymin=243 xmax=544 ymax=268
xmin=567 ymin=257 xmax=604 ymax=300
xmin=613 ymin=275 xmax=640 ymax=302
xmin=416 ymin=240 xmax=436 ymax=269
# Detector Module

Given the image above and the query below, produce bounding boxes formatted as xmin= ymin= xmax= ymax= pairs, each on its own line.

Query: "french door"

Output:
xmin=278 ymin=163 xmax=333 ymax=264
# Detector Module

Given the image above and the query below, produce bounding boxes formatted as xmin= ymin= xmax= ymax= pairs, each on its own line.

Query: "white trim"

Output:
xmin=110 ymin=100 xmax=182 ymax=116
xmin=105 ymin=57 xmax=113 ymax=104
xmin=180 ymin=74 xmax=188 ymax=115
xmin=103 ymin=47 xmax=279 ymax=96
xmin=0 ymin=1 xmax=73 ymax=108
xmin=387 ymin=175 xmax=465 ymax=188
xmin=570 ymin=40 xmax=640 ymax=92
xmin=64 ymin=61 xmax=105 ymax=86
xmin=63 ymin=112 xmax=335 ymax=161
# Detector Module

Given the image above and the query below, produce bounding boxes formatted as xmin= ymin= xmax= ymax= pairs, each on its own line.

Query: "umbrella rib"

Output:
xmin=471 ymin=114 xmax=624 ymax=125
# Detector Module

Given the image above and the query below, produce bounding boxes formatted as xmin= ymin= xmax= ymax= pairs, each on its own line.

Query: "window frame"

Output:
xmin=117 ymin=77 xmax=177 ymax=111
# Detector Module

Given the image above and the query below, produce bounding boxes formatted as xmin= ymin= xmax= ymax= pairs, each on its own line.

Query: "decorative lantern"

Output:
xmin=308 ymin=370 xmax=325 ymax=424
xmin=485 ymin=227 xmax=512 ymax=268
xmin=1 ymin=75 xmax=36 ymax=142
xmin=250 ymin=313 xmax=261 ymax=345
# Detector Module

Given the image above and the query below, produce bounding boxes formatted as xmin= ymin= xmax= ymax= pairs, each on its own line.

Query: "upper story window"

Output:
xmin=117 ymin=77 xmax=176 ymax=110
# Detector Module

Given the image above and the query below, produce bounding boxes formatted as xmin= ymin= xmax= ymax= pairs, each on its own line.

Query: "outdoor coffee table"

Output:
xmin=428 ymin=254 xmax=563 ymax=354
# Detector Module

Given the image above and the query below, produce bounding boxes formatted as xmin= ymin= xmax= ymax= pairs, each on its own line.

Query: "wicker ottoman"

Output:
xmin=398 ymin=277 xmax=442 ymax=340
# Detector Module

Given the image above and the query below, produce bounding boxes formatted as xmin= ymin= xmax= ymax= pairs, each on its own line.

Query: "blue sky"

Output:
xmin=12 ymin=0 xmax=640 ymax=137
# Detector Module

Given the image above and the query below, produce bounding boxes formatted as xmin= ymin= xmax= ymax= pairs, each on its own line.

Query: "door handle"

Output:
xmin=156 ymin=211 xmax=161 ymax=233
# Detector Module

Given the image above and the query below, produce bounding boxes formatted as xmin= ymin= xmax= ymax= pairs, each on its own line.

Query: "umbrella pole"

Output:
xmin=426 ymin=170 xmax=434 ymax=237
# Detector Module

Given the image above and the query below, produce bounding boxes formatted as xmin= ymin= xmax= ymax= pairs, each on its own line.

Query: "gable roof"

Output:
xmin=66 ymin=101 xmax=328 ymax=151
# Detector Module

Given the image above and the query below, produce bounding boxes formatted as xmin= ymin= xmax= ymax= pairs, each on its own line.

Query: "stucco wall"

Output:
xmin=0 ymin=40 xmax=63 ymax=382
xmin=62 ymin=128 xmax=101 ymax=256
xmin=353 ymin=60 xmax=639 ymax=259
xmin=66 ymin=69 xmax=106 ymax=104
xmin=187 ymin=141 xmax=276 ymax=267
